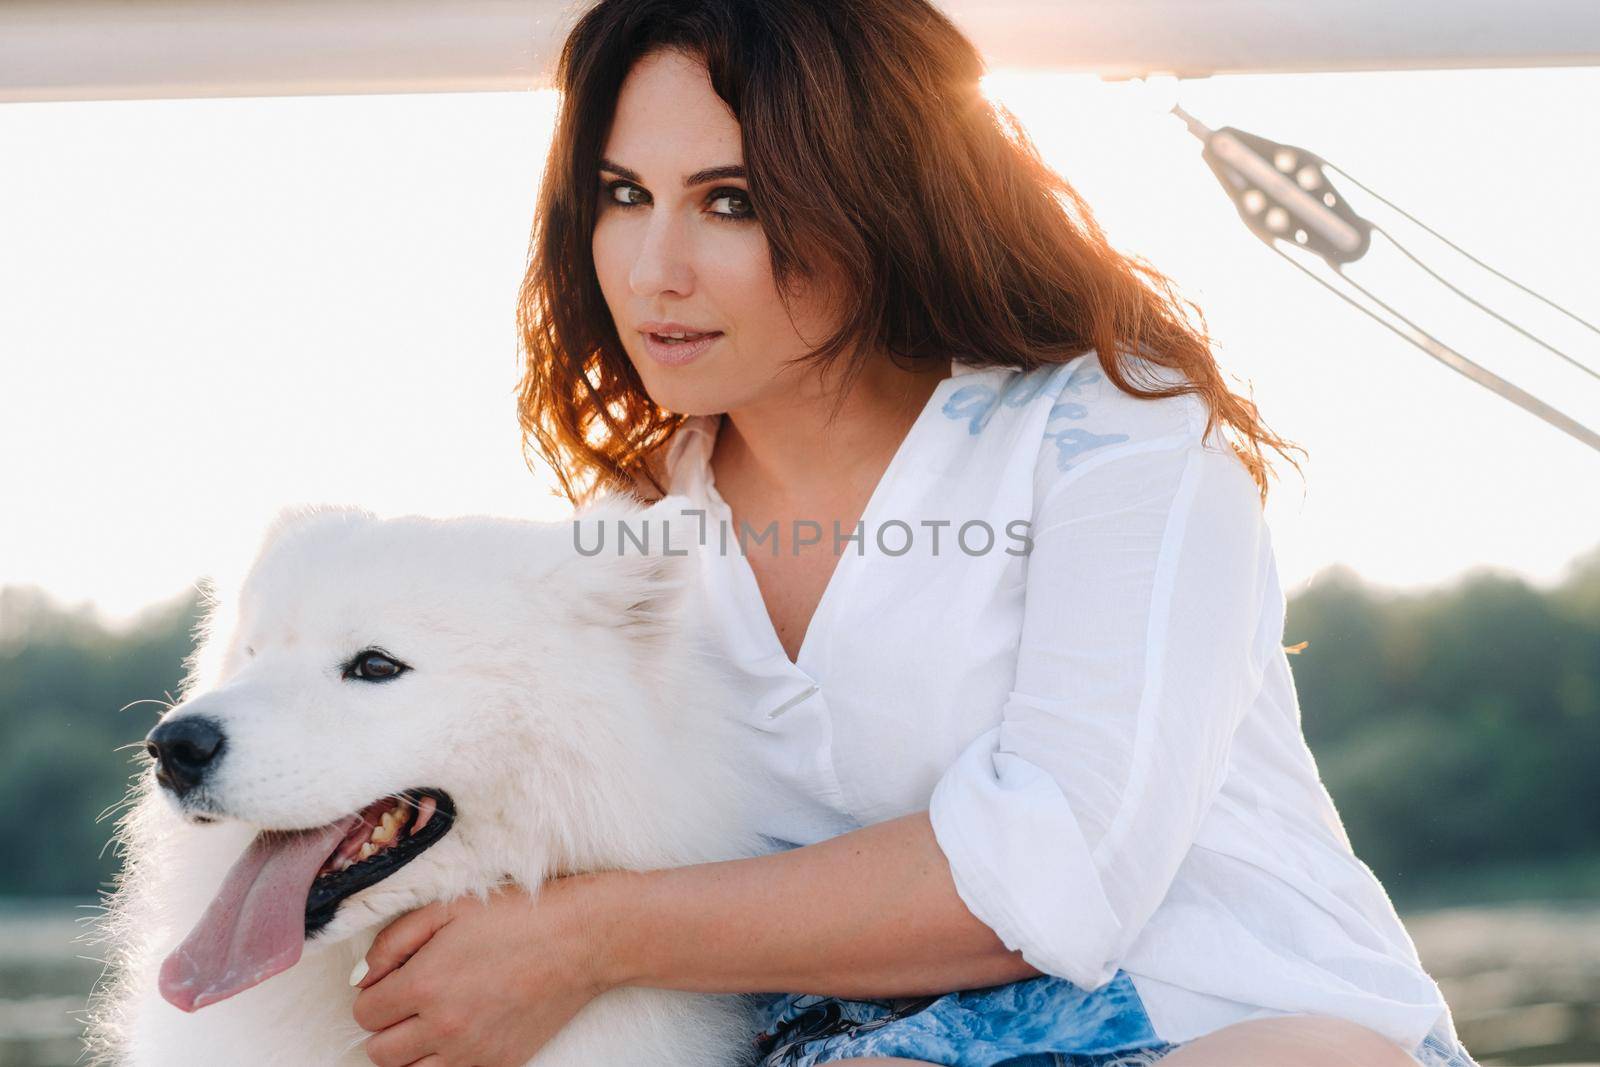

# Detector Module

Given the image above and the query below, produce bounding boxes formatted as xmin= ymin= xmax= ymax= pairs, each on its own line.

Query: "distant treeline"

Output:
xmin=3 ymin=546 xmax=1599 ymax=901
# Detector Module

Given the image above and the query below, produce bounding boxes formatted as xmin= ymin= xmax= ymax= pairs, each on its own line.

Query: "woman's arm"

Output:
xmin=348 ymin=809 xmax=1040 ymax=1066
xmin=588 ymin=809 xmax=1043 ymax=998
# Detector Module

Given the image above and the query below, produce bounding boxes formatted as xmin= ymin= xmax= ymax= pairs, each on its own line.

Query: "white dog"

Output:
xmin=84 ymin=496 xmax=772 ymax=1066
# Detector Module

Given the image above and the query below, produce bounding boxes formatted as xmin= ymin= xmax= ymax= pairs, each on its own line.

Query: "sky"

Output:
xmin=1 ymin=65 xmax=1597 ymax=628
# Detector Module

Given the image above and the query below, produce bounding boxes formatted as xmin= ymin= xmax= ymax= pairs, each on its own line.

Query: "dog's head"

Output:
xmin=142 ymin=496 xmax=718 ymax=1011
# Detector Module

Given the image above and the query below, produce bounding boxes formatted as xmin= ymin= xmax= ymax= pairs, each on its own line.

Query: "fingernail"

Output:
xmin=349 ymin=958 xmax=369 ymax=987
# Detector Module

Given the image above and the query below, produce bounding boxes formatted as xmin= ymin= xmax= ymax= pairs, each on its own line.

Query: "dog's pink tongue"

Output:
xmin=159 ymin=818 xmax=356 ymax=1012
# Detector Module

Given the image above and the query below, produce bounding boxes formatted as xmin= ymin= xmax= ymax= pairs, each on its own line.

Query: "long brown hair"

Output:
xmin=516 ymin=0 xmax=1305 ymax=509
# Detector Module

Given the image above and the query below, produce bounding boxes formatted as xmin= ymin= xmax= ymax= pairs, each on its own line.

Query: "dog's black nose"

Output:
xmin=145 ymin=716 xmax=226 ymax=796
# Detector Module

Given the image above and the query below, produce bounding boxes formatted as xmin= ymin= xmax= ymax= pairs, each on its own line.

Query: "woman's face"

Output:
xmin=591 ymin=48 xmax=839 ymax=416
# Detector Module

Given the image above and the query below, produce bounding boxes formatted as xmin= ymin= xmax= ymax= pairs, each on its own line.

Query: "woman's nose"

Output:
xmin=628 ymin=213 xmax=695 ymax=299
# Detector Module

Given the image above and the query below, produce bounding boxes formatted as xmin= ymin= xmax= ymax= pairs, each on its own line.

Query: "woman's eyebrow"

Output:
xmin=598 ymin=158 xmax=747 ymax=187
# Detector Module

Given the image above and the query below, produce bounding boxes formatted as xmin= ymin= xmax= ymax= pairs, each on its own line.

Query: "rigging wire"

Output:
xmin=1171 ymin=103 xmax=1600 ymax=452
xmin=1367 ymin=219 xmax=1600 ymax=384
xmin=1324 ymin=161 xmax=1600 ymax=340
xmin=1266 ymin=240 xmax=1600 ymax=451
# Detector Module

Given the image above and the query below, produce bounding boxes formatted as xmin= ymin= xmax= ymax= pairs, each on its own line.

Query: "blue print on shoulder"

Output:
xmin=1046 ymin=426 xmax=1132 ymax=470
xmin=941 ymin=358 xmax=1089 ymax=435
xmin=941 ymin=357 xmax=1131 ymax=470
xmin=941 ymin=382 xmax=1004 ymax=435
xmin=1045 ymin=358 xmax=1130 ymax=469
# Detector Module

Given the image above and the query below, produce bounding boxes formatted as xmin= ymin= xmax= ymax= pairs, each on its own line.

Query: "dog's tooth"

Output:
xmin=358 ymin=842 xmax=376 ymax=860
xmin=411 ymin=795 xmax=437 ymax=835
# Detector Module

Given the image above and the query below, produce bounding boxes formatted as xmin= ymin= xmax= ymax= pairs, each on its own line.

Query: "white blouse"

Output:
xmin=654 ymin=350 xmax=1462 ymax=1052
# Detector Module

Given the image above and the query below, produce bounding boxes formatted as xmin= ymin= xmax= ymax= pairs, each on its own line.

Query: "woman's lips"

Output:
xmin=641 ymin=330 xmax=722 ymax=367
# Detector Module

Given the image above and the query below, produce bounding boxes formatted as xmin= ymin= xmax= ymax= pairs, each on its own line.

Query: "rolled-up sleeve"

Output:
xmin=928 ymin=435 xmax=1274 ymax=991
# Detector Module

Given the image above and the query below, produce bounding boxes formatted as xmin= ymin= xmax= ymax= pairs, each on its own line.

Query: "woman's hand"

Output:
xmin=351 ymin=875 xmax=617 ymax=1067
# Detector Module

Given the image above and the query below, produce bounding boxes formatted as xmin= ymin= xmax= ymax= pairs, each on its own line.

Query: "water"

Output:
xmin=3 ymin=898 xmax=1597 ymax=1066
xmin=1404 ymin=902 xmax=1600 ymax=1066
xmin=0 ymin=899 xmax=104 ymax=1067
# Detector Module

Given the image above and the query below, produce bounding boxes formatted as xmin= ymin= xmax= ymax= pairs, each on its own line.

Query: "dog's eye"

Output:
xmin=344 ymin=650 xmax=408 ymax=682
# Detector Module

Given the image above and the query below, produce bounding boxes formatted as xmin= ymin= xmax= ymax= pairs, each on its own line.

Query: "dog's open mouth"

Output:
xmin=158 ymin=788 xmax=455 ymax=1013
xmin=305 ymin=788 xmax=455 ymax=936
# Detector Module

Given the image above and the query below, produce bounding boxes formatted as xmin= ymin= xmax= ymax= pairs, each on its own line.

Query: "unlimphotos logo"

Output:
xmin=573 ymin=506 xmax=1033 ymax=558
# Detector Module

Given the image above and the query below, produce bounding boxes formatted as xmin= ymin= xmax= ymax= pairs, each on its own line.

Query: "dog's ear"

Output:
xmin=256 ymin=503 xmax=377 ymax=561
xmin=176 ymin=572 xmax=241 ymax=700
xmin=181 ymin=504 xmax=380 ymax=696
xmin=562 ymin=494 xmax=703 ymax=641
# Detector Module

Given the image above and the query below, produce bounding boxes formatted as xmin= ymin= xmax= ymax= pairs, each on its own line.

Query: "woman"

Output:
xmin=348 ymin=2 xmax=1480 ymax=1065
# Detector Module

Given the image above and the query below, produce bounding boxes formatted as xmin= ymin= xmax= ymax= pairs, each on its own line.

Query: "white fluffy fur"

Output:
xmin=83 ymin=495 xmax=773 ymax=1066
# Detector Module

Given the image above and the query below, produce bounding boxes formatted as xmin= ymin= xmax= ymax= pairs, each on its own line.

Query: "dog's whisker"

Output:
xmin=95 ymin=781 xmax=147 ymax=824
xmin=118 ymin=697 xmax=176 ymax=715
xmin=95 ymin=800 xmax=135 ymax=825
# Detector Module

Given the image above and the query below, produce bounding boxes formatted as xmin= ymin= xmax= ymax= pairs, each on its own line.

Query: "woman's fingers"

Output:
xmin=356 ymin=901 xmax=452 ymax=989
xmin=353 ymin=971 xmax=423 ymax=1034
xmin=360 ymin=1014 xmax=427 ymax=1067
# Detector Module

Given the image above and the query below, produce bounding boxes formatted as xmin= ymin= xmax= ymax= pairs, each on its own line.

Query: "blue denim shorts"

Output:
xmin=747 ymin=969 xmax=1183 ymax=1067
xmin=747 ymin=970 xmax=1484 ymax=1067
xmin=1411 ymin=1016 xmax=1482 ymax=1067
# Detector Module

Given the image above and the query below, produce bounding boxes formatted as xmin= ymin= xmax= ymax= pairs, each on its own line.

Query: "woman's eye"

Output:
xmin=345 ymin=650 xmax=408 ymax=682
xmin=607 ymin=180 xmax=647 ymax=207
xmin=708 ymin=187 xmax=755 ymax=221
xmin=600 ymin=179 xmax=754 ymax=222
